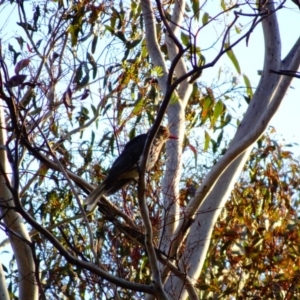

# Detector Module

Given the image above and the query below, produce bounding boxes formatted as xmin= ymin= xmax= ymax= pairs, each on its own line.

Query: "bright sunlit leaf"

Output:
xmin=224 ymin=43 xmax=241 ymax=74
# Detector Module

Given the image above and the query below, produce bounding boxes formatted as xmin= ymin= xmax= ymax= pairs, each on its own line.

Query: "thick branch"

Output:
xmin=141 ymin=0 xmax=169 ymax=95
xmin=0 ymin=100 xmax=38 ymax=300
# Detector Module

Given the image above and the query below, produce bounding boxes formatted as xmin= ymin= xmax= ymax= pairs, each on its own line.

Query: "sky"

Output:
xmin=241 ymin=7 xmax=300 ymax=152
xmin=198 ymin=3 xmax=300 ymax=154
xmin=0 ymin=1 xmax=299 ymax=148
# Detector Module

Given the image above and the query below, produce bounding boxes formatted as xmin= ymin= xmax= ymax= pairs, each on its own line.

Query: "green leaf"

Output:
xmin=68 ymin=24 xmax=79 ymax=46
xmin=104 ymin=25 xmax=114 ymax=35
xmin=129 ymin=128 xmax=136 ymax=140
xmin=204 ymin=130 xmax=210 ymax=151
xmin=130 ymin=1 xmax=138 ymax=17
xmin=33 ymin=5 xmax=40 ymax=29
xmin=91 ymin=35 xmax=98 ymax=54
xmin=235 ymin=25 xmax=241 ymax=34
xmin=36 ymin=39 xmax=42 ymax=48
xmin=201 ymin=94 xmax=213 ymax=120
xmin=202 ymin=12 xmax=209 ymax=25
xmin=38 ymin=163 xmax=49 ymax=185
xmin=132 ymin=98 xmax=144 ymax=115
xmin=90 ymin=104 xmax=97 ymax=116
xmin=8 ymin=44 xmax=21 ymax=64
xmin=73 ymin=63 xmax=83 ymax=84
xmin=243 ymin=74 xmax=253 ymax=98
xmin=216 ymin=130 xmax=224 ymax=146
xmin=170 ymin=93 xmax=180 ymax=105
xmin=214 ymin=100 xmax=223 ymax=120
xmin=220 ymin=114 xmax=232 ymax=128
xmin=211 ymin=138 xmax=218 ymax=153
xmin=76 ymin=106 xmax=90 ymax=127
xmin=151 ymin=66 xmax=164 ymax=77
xmin=108 ymin=135 xmax=115 ymax=155
xmin=116 ymin=31 xmax=127 ymax=43
xmin=23 ymin=89 xmax=36 ymax=107
xmin=48 ymin=23 xmax=52 ymax=35
xmin=17 ymin=22 xmax=37 ymax=32
xmin=224 ymin=43 xmax=241 ymax=74
xmin=126 ymin=38 xmax=142 ymax=49
xmin=192 ymin=0 xmax=200 ymax=21
xmin=217 ymin=66 xmax=222 ymax=80
xmin=220 ymin=0 xmax=227 ymax=10
xmin=8 ymin=44 xmax=16 ymax=54
xmin=13 ymin=52 xmax=21 ymax=65
xmin=141 ymin=39 xmax=148 ymax=57
xmin=91 ymin=131 xmax=95 ymax=146
xmin=87 ymin=52 xmax=97 ymax=79
xmin=181 ymin=32 xmax=190 ymax=46
xmin=76 ymin=74 xmax=90 ymax=90
xmin=15 ymin=37 xmax=25 ymax=49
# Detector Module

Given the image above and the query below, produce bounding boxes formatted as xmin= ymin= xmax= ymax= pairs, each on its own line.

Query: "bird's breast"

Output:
xmin=137 ymin=144 xmax=163 ymax=171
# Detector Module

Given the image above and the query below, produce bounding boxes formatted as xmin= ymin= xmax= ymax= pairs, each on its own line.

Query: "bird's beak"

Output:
xmin=168 ymin=134 xmax=178 ymax=140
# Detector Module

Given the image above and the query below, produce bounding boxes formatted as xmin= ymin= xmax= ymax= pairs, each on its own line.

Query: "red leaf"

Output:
xmin=15 ymin=58 xmax=30 ymax=74
xmin=27 ymin=43 xmax=34 ymax=53
xmin=62 ymin=87 xmax=74 ymax=109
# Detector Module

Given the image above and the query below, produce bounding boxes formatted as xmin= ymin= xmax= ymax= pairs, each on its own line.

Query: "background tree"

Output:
xmin=0 ymin=0 xmax=299 ymax=299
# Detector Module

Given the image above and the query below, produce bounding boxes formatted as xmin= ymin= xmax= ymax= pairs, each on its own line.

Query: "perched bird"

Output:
xmin=85 ymin=126 xmax=177 ymax=211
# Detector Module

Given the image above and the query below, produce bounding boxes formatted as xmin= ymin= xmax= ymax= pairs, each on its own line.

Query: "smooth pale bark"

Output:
xmin=142 ymin=0 xmax=193 ymax=259
xmin=0 ymin=100 xmax=38 ymax=300
xmin=141 ymin=0 xmax=169 ymax=95
xmin=142 ymin=1 xmax=195 ymax=298
xmin=161 ymin=0 xmax=193 ymax=255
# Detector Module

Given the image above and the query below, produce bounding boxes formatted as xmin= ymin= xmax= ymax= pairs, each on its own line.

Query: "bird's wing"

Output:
xmin=107 ymin=133 xmax=147 ymax=178
xmin=85 ymin=134 xmax=147 ymax=211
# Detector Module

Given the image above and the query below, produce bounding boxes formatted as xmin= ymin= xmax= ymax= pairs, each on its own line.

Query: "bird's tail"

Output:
xmin=84 ymin=183 xmax=106 ymax=211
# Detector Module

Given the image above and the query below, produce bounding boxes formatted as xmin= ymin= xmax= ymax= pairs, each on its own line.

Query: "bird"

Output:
xmin=85 ymin=126 xmax=177 ymax=211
